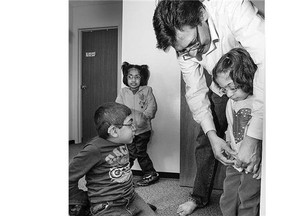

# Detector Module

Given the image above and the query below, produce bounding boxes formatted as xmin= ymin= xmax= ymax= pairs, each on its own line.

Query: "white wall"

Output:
xmin=69 ymin=1 xmax=122 ymax=143
xmin=122 ymin=0 xmax=181 ymax=173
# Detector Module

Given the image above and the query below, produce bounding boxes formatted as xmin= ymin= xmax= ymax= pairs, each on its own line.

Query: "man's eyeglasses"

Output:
xmin=128 ymin=75 xmax=141 ymax=80
xmin=176 ymin=26 xmax=201 ymax=61
xmin=219 ymin=83 xmax=239 ymax=94
xmin=114 ymin=122 xmax=136 ymax=129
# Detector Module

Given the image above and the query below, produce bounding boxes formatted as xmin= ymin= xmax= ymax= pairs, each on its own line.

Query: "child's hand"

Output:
xmin=252 ymin=163 xmax=261 ymax=180
xmin=132 ymin=110 xmax=148 ymax=129
xmin=138 ymin=113 xmax=148 ymax=128
xmin=235 ymin=137 xmax=262 ymax=173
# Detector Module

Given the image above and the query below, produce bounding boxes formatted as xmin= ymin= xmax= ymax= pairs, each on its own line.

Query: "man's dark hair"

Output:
xmin=212 ymin=48 xmax=258 ymax=95
xmin=153 ymin=0 xmax=204 ymax=51
xmin=121 ymin=61 xmax=150 ymax=87
xmin=94 ymin=102 xmax=131 ymax=139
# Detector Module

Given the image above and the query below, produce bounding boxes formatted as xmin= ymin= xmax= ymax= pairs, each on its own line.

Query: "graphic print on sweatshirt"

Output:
xmin=233 ymin=108 xmax=252 ymax=143
xmin=139 ymin=93 xmax=146 ymax=109
xmin=105 ymin=145 xmax=132 ymax=183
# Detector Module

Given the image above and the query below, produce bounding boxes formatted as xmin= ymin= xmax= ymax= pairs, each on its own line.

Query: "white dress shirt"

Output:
xmin=178 ymin=0 xmax=264 ymax=140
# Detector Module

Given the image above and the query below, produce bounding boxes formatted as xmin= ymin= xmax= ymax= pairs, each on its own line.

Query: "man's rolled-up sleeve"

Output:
xmin=179 ymin=59 xmax=215 ymax=134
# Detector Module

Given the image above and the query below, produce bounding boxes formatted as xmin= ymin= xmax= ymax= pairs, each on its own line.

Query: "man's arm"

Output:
xmin=178 ymin=59 xmax=236 ymax=164
xmin=178 ymin=60 xmax=215 ymax=133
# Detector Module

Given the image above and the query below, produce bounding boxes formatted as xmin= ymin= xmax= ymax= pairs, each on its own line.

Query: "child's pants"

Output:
xmin=90 ymin=192 xmax=156 ymax=216
xmin=220 ymin=166 xmax=261 ymax=216
xmin=128 ymin=131 xmax=156 ymax=175
xmin=69 ymin=187 xmax=90 ymax=216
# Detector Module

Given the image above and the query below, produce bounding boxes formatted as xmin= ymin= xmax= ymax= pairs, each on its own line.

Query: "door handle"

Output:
xmin=81 ymin=85 xmax=87 ymax=90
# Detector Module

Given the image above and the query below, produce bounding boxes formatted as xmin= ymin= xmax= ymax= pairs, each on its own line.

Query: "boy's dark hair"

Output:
xmin=121 ymin=61 xmax=150 ymax=87
xmin=94 ymin=102 xmax=131 ymax=139
xmin=153 ymin=0 xmax=204 ymax=51
xmin=212 ymin=48 xmax=258 ymax=95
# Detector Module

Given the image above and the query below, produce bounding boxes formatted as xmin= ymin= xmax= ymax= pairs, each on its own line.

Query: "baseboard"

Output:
xmin=132 ymin=170 xmax=179 ymax=179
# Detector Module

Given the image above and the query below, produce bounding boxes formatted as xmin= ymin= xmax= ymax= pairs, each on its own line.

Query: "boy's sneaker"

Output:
xmin=136 ymin=172 xmax=159 ymax=186
xmin=69 ymin=204 xmax=90 ymax=216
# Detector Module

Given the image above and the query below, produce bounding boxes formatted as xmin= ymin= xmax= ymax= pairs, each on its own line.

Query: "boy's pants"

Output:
xmin=90 ymin=192 xmax=156 ymax=216
xmin=220 ymin=166 xmax=261 ymax=216
xmin=128 ymin=131 xmax=156 ymax=175
xmin=69 ymin=187 xmax=90 ymax=216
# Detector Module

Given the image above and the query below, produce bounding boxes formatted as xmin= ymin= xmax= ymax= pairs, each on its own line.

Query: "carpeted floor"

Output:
xmin=133 ymin=176 xmax=222 ymax=216
xmin=69 ymin=143 xmax=223 ymax=216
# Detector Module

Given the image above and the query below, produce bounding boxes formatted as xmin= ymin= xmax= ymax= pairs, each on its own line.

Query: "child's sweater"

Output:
xmin=225 ymin=95 xmax=253 ymax=171
xmin=116 ymin=86 xmax=157 ymax=135
xmin=69 ymin=137 xmax=134 ymax=205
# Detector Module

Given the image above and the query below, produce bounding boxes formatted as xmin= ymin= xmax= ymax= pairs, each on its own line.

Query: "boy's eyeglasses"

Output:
xmin=128 ymin=75 xmax=141 ymax=80
xmin=219 ymin=84 xmax=239 ymax=94
xmin=176 ymin=26 xmax=201 ymax=61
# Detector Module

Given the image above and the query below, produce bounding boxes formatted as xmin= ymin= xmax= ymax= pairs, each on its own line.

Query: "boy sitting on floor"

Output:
xmin=69 ymin=102 xmax=156 ymax=216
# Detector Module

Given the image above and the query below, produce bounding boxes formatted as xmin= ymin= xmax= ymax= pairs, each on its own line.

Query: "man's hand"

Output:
xmin=207 ymin=130 xmax=236 ymax=165
xmin=235 ymin=136 xmax=262 ymax=174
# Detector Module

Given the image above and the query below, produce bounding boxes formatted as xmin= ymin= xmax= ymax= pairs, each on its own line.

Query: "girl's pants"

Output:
xmin=220 ymin=166 xmax=261 ymax=216
xmin=127 ymin=131 xmax=156 ymax=175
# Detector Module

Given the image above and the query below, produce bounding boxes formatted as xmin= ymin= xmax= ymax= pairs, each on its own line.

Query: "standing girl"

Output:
xmin=116 ymin=61 xmax=159 ymax=187
xmin=212 ymin=48 xmax=262 ymax=216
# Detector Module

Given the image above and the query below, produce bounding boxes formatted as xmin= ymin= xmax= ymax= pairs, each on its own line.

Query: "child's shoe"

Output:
xmin=136 ymin=172 xmax=159 ymax=186
xmin=148 ymin=203 xmax=157 ymax=211
xmin=69 ymin=204 xmax=90 ymax=216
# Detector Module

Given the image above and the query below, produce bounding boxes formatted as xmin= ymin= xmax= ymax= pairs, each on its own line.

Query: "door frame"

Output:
xmin=76 ymin=26 xmax=120 ymax=143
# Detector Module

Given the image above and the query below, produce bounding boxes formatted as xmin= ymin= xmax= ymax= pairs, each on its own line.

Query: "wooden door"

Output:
xmin=179 ymin=70 xmax=226 ymax=189
xmin=81 ymin=28 xmax=118 ymax=143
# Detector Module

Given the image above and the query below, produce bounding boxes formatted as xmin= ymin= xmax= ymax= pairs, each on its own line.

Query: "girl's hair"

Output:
xmin=121 ymin=61 xmax=150 ymax=87
xmin=212 ymin=48 xmax=258 ymax=95
xmin=94 ymin=102 xmax=131 ymax=139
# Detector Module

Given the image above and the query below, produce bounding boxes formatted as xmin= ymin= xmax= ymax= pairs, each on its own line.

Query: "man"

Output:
xmin=153 ymin=0 xmax=264 ymax=215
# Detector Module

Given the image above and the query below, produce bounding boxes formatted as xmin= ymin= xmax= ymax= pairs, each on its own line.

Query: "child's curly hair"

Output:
xmin=121 ymin=61 xmax=150 ymax=87
xmin=212 ymin=48 xmax=258 ymax=95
